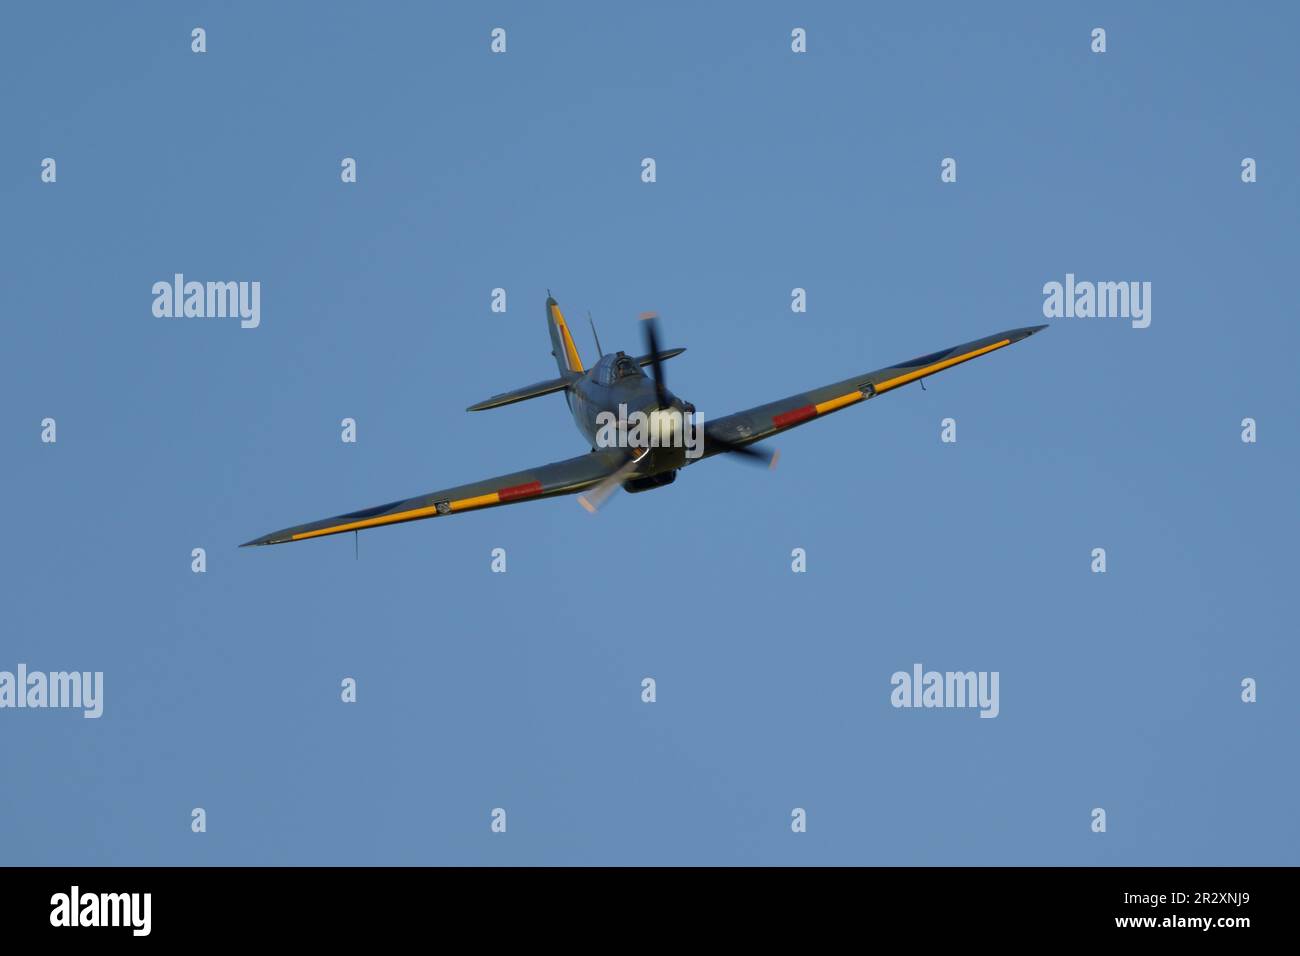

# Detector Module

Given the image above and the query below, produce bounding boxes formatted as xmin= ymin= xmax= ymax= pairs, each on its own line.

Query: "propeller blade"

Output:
xmin=708 ymin=434 xmax=780 ymax=469
xmin=639 ymin=311 xmax=670 ymax=409
xmin=577 ymin=451 xmax=647 ymax=513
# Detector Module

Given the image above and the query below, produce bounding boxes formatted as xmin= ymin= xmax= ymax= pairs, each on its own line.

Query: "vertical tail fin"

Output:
xmin=546 ymin=295 xmax=585 ymax=376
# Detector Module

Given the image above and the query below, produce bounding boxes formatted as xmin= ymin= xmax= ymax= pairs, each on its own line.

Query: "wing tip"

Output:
xmin=240 ymin=533 xmax=288 ymax=547
xmin=997 ymin=324 xmax=1048 ymax=346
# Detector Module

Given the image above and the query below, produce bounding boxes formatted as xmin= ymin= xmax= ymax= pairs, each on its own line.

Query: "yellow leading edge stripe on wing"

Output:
xmin=291 ymin=504 xmax=445 ymax=540
xmin=449 ymin=492 xmax=499 ymax=512
xmin=290 ymin=491 xmax=508 ymax=540
xmin=550 ymin=303 xmax=584 ymax=373
xmin=804 ymin=339 xmax=1012 ymax=422
xmin=872 ymin=339 xmax=1010 ymax=395
xmin=815 ymin=391 xmax=864 ymax=414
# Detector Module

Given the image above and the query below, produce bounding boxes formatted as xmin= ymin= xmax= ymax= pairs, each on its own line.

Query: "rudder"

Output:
xmin=546 ymin=295 xmax=585 ymax=376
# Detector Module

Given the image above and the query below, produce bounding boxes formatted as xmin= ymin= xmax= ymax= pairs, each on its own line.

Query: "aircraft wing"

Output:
xmin=695 ymin=324 xmax=1047 ymax=458
xmin=240 ymin=448 xmax=628 ymax=546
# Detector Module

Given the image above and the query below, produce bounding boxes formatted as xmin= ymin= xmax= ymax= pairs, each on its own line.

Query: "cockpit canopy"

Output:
xmin=597 ymin=352 xmax=643 ymax=386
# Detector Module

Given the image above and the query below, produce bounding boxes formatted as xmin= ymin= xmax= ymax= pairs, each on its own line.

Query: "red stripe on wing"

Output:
xmin=772 ymin=405 xmax=816 ymax=428
xmin=498 ymin=480 xmax=544 ymax=502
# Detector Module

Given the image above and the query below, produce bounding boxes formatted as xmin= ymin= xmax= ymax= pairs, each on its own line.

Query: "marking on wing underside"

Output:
xmin=499 ymin=480 xmax=543 ymax=502
xmin=772 ymin=404 xmax=816 ymax=428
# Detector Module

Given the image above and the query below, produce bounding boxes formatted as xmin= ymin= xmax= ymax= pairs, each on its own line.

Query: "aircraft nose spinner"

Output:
xmin=646 ymin=405 xmax=687 ymax=451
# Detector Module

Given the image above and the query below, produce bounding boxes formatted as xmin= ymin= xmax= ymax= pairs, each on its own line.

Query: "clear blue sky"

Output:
xmin=3 ymin=1 xmax=1296 ymax=865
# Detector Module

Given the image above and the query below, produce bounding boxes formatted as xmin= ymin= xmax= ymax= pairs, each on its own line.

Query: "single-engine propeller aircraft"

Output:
xmin=241 ymin=295 xmax=1046 ymax=547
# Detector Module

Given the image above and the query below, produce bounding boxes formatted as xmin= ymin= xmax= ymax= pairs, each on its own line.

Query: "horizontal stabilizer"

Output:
xmin=466 ymin=375 xmax=573 ymax=412
xmin=634 ymin=347 xmax=686 ymax=367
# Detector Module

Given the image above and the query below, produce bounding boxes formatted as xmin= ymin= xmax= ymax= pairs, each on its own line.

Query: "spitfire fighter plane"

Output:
xmin=241 ymin=296 xmax=1046 ymax=547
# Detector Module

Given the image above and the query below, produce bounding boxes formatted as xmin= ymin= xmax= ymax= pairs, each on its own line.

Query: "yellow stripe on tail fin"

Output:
xmin=546 ymin=296 xmax=584 ymax=374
